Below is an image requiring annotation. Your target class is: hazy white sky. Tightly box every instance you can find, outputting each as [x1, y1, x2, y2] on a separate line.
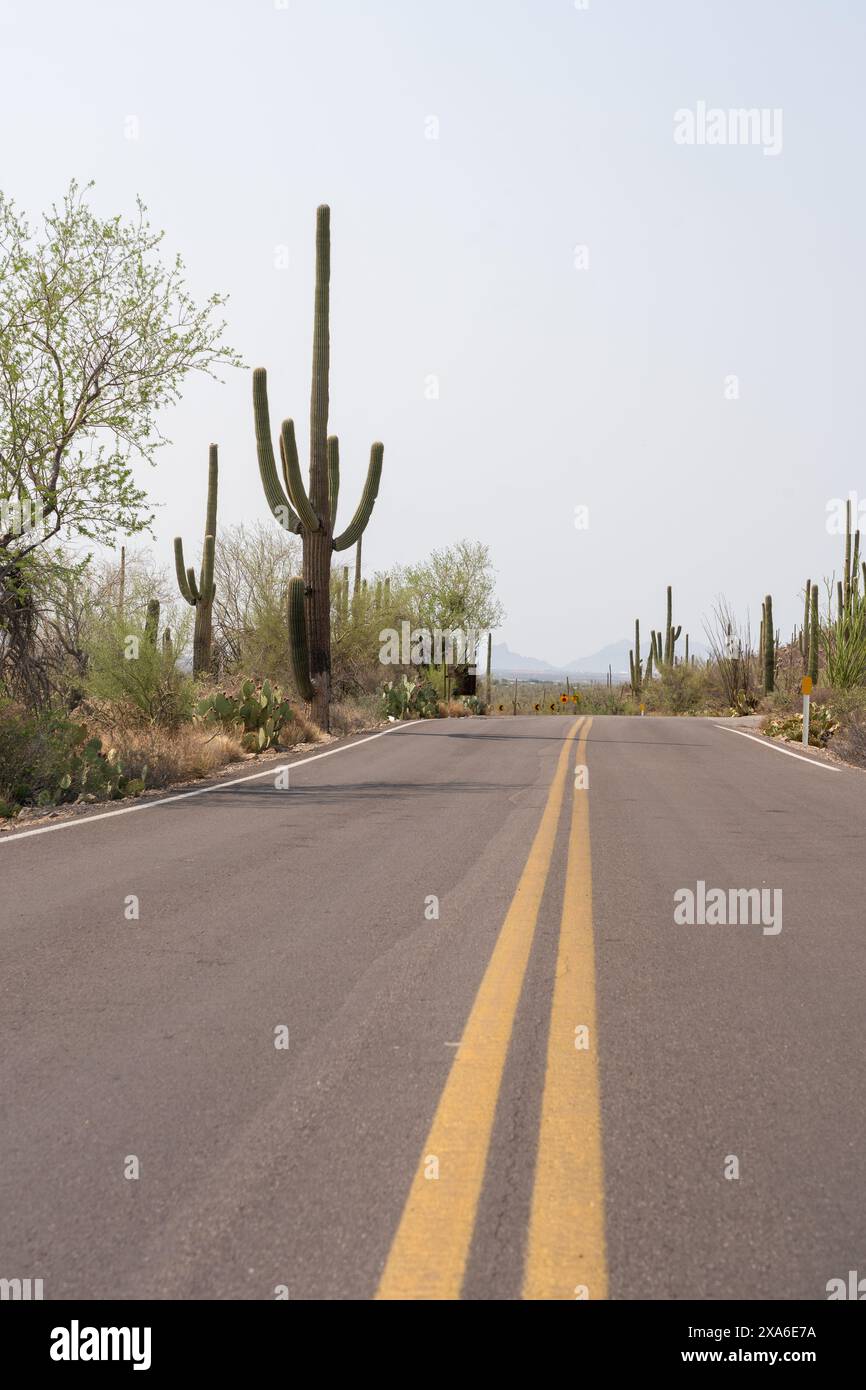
[2, 0, 864, 662]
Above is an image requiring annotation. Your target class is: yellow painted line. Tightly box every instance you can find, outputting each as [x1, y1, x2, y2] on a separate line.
[523, 716, 607, 1299]
[376, 718, 584, 1300]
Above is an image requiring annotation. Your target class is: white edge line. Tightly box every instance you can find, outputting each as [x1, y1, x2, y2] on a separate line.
[0, 722, 418, 845]
[714, 724, 841, 771]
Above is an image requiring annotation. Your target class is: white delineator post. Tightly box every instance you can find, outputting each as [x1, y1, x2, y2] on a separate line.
[801, 675, 812, 747]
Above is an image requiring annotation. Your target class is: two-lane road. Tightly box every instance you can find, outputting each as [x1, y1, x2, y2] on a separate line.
[1, 716, 862, 1299]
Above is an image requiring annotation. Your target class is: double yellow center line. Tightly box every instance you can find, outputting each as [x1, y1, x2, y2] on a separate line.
[376, 717, 606, 1300]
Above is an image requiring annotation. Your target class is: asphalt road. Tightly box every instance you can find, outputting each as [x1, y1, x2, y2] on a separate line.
[1, 715, 863, 1300]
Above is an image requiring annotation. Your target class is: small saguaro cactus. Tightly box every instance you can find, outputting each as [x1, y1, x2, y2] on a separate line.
[628, 618, 644, 697]
[336, 565, 350, 625]
[762, 594, 775, 693]
[799, 580, 812, 671]
[174, 444, 219, 678]
[486, 630, 492, 706]
[144, 599, 160, 648]
[808, 582, 819, 683]
[649, 586, 681, 668]
[253, 205, 383, 731]
[663, 585, 682, 665]
[842, 498, 861, 621]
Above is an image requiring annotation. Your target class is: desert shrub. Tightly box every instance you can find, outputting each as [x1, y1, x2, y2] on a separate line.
[440, 699, 472, 717]
[830, 709, 866, 765]
[85, 608, 194, 727]
[822, 594, 866, 689]
[762, 703, 838, 748]
[330, 695, 383, 737]
[806, 689, 866, 765]
[655, 663, 706, 714]
[81, 721, 244, 788]
[0, 700, 143, 813]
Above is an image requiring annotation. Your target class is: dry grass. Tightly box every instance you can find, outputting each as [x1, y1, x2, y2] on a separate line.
[439, 699, 472, 717]
[329, 695, 383, 737]
[287, 710, 329, 744]
[79, 715, 245, 788]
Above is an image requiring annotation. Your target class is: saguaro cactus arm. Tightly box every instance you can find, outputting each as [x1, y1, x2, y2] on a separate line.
[279, 420, 320, 532]
[253, 368, 302, 534]
[174, 445, 219, 678]
[288, 576, 315, 702]
[174, 538, 196, 606]
[808, 584, 819, 682]
[333, 442, 384, 551]
[201, 534, 216, 604]
[328, 436, 340, 527]
[800, 580, 811, 660]
[844, 500, 853, 614]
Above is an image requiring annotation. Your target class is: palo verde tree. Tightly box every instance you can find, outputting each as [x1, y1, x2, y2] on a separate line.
[0, 180, 239, 703]
[402, 539, 505, 690]
[252, 205, 383, 730]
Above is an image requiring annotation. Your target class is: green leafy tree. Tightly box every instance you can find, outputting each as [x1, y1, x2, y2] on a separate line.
[402, 539, 504, 687]
[403, 540, 505, 637]
[0, 179, 240, 701]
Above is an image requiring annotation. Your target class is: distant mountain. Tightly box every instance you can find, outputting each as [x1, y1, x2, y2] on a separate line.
[491, 642, 559, 673]
[492, 636, 707, 679]
[564, 640, 632, 675]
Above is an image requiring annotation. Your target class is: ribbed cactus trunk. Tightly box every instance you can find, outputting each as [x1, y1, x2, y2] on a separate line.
[195, 447, 218, 676]
[808, 584, 819, 684]
[305, 207, 333, 731]
[144, 599, 160, 648]
[763, 594, 775, 693]
[663, 584, 681, 665]
[174, 444, 218, 679]
[629, 618, 642, 697]
[844, 501, 852, 617]
[485, 630, 492, 707]
[801, 580, 811, 673]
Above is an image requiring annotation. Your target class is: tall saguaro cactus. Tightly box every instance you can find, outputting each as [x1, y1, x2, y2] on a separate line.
[808, 582, 819, 684]
[649, 585, 681, 669]
[629, 618, 644, 697]
[799, 579, 812, 674]
[144, 598, 160, 648]
[174, 444, 219, 677]
[762, 594, 775, 693]
[253, 205, 383, 730]
[663, 585, 681, 664]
